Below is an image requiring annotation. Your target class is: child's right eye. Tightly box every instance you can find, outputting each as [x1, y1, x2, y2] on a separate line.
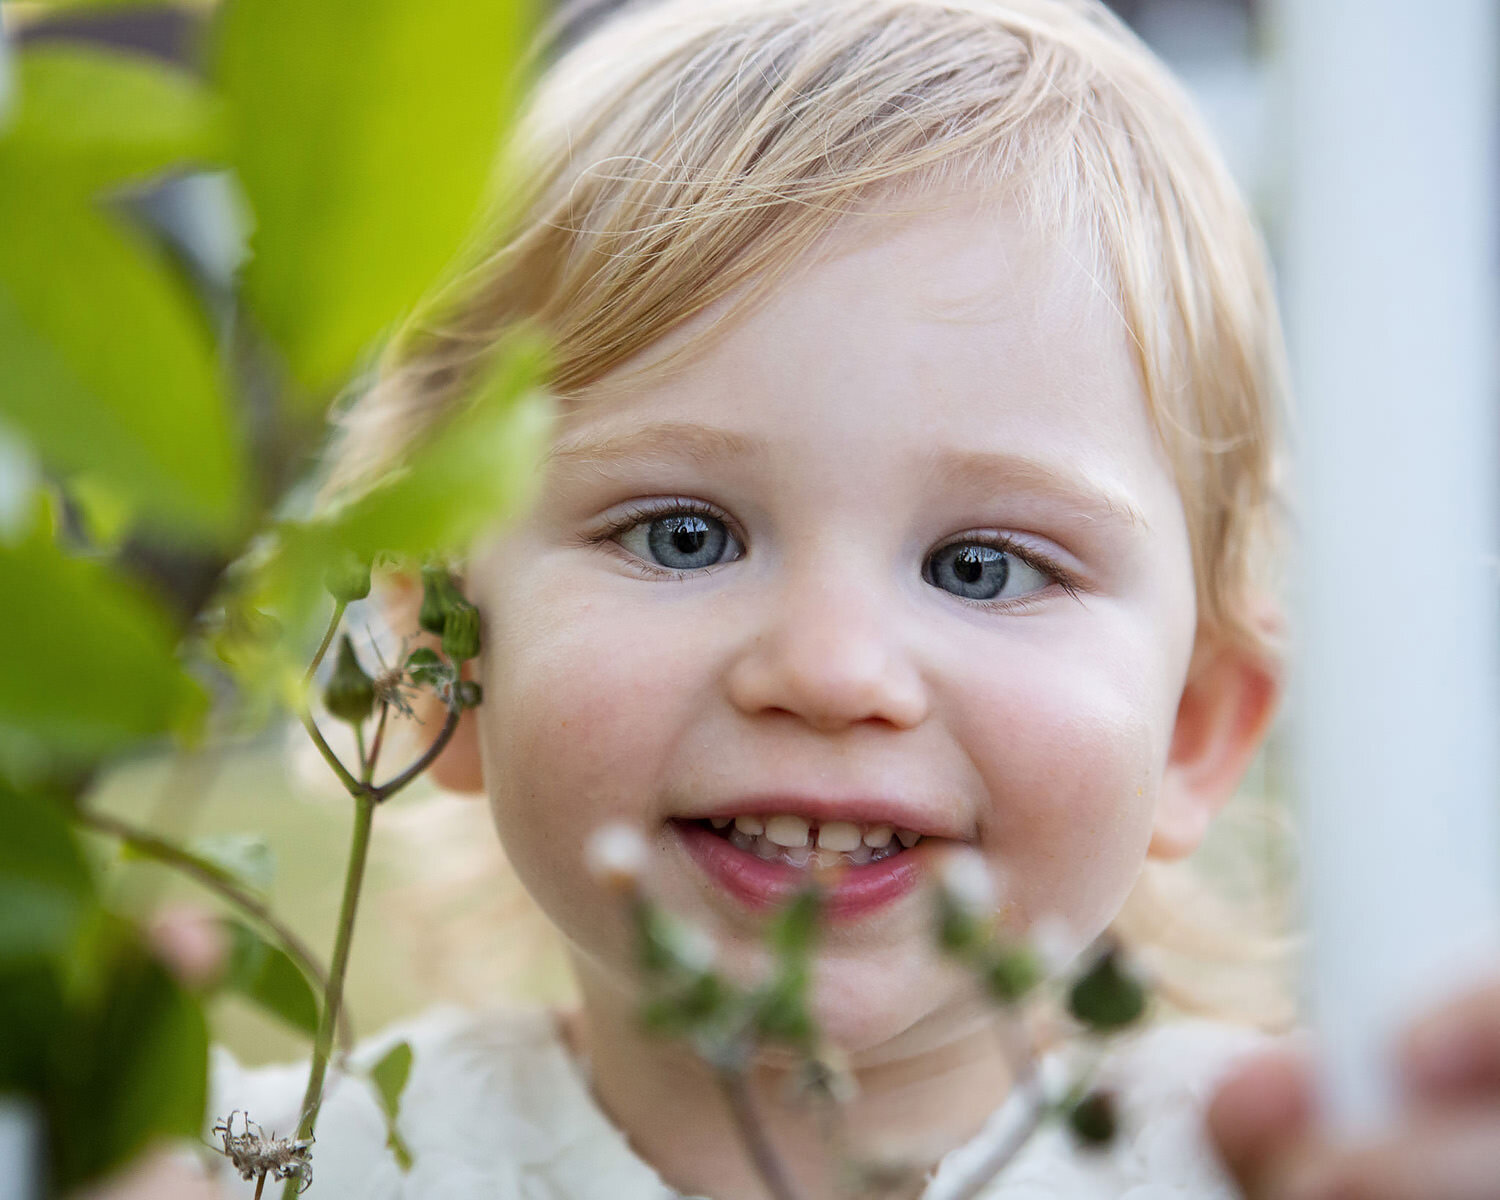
[600, 500, 744, 575]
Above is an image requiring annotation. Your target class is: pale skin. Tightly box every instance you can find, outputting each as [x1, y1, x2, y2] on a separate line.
[442, 197, 1281, 1198]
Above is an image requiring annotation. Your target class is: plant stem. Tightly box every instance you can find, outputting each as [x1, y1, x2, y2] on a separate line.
[363, 704, 390, 786]
[300, 709, 366, 798]
[931, 1017, 1044, 1200]
[75, 807, 353, 1053]
[284, 788, 377, 1198]
[304, 600, 348, 687]
[254, 1174, 266, 1200]
[715, 1066, 807, 1200]
[372, 707, 460, 802]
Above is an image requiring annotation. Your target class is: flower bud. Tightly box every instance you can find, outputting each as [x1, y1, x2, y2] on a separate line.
[453, 679, 483, 710]
[981, 944, 1042, 1004]
[418, 565, 461, 636]
[323, 550, 371, 603]
[442, 601, 482, 662]
[324, 634, 375, 725]
[1067, 1089, 1118, 1148]
[1067, 942, 1146, 1032]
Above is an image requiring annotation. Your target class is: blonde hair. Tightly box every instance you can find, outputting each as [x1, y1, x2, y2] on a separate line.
[344, 0, 1289, 662]
[340, 0, 1296, 1029]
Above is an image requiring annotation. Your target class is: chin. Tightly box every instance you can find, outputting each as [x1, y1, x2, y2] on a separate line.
[804, 949, 975, 1058]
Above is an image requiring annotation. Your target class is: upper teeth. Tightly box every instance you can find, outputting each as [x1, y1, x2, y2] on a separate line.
[709, 813, 923, 861]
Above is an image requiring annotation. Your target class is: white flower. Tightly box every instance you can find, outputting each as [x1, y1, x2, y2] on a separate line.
[937, 846, 998, 916]
[584, 823, 650, 892]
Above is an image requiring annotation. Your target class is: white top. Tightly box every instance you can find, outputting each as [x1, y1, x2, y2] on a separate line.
[204, 1008, 1264, 1199]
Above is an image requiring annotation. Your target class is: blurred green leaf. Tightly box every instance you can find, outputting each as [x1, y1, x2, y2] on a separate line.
[255, 339, 550, 642]
[64, 943, 209, 1187]
[0, 786, 99, 964]
[0, 517, 207, 756]
[369, 1039, 414, 1171]
[369, 1039, 411, 1119]
[189, 832, 276, 894]
[0, 922, 210, 1192]
[220, 918, 319, 1038]
[0, 45, 224, 189]
[0, 180, 247, 542]
[215, 0, 534, 394]
[767, 888, 822, 959]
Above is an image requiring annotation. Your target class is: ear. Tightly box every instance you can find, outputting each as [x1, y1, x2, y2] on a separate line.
[381, 573, 486, 795]
[1150, 629, 1283, 860]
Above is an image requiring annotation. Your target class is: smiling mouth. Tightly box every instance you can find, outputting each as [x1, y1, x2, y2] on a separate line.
[675, 814, 926, 869]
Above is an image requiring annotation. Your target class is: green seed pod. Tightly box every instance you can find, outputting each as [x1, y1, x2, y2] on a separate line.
[442, 600, 482, 662]
[981, 945, 1042, 1004]
[1067, 944, 1146, 1032]
[418, 566, 460, 636]
[1067, 1089, 1118, 1148]
[323, 549, 371, 603]
[324, 635, 374, 725]
[454, 680, 483, 710]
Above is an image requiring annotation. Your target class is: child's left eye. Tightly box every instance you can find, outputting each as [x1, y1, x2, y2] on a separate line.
[922, 542, 1054, 603]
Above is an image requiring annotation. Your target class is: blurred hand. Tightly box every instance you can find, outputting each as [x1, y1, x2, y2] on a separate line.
[1208, 977, 1500, 1199]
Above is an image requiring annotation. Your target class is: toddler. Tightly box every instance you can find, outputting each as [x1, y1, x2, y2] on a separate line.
[204, 1, 1488, 1197]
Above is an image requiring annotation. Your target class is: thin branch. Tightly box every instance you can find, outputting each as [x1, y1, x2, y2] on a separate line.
[715, 1067, 808, 1200]
[303, 600, 347, 687]
[929, 1015, 1045, 1200]
[372, 707, 460, 802]
[362, 704, 390, 787]
[299, 708, 366, 798]
[76, 807, 354, 1054]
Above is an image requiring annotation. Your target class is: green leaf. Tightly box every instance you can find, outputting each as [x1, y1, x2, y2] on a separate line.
[215, 0, 534, 393]
[62, 943, 210, 1188]
[0, 180, 247, 542]
[325, 339, 550, 562]
[255, 339, 549, 638]
[369, 1040, 415, 1172]
[189, 832, 276, 894]
[0, 786, 99, 964]
[0, 519, 206, 756]
[369, 1039, 412, 1120]
[0, 45, 224, 189]
[220, 919, 319, 1038]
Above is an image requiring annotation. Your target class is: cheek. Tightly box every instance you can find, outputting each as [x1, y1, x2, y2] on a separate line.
[954, 636, 1172, 938]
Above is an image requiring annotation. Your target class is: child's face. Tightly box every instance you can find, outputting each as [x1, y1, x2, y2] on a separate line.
[468, 199, 1202, 1049]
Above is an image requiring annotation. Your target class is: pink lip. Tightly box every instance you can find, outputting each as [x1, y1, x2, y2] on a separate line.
[672, 820, 926, 920]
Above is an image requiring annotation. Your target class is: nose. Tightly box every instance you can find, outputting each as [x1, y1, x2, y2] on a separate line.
[723, 553, 930, 735]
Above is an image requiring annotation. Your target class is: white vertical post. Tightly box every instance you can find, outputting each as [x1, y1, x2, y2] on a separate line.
[1279, 1, 1500, 1129]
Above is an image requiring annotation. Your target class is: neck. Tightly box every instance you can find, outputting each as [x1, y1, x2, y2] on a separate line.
[564, 958, 1017, 1200]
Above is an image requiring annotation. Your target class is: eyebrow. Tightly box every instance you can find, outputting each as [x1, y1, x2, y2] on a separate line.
[545, 421, 1146, 529]
[545, 422, 766, 473]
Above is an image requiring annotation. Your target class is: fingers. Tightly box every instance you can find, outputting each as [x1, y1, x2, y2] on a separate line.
[1272, 1106, 1500, 1200]
[1399, 977, 1500, 1103]
[1206, 1048, 1317, 1191]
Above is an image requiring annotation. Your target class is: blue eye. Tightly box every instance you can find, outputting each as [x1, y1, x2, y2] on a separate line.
[925, 542, 1051, 601]
[618, 510, 737, 571]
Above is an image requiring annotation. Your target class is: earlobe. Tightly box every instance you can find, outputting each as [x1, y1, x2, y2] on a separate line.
[1151, 632, 1282, 860]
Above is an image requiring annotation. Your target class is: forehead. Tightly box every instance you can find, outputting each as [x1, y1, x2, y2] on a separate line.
[552, 199, 1174, 517]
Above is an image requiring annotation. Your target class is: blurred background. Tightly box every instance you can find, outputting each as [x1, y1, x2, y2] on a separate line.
[2, 0, 1492, 1089]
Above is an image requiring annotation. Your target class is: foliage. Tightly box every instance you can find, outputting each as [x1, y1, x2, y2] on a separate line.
[0, 0, 540, 1193]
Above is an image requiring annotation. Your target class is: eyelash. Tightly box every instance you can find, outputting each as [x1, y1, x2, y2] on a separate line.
[582, 498, 1085, 608]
